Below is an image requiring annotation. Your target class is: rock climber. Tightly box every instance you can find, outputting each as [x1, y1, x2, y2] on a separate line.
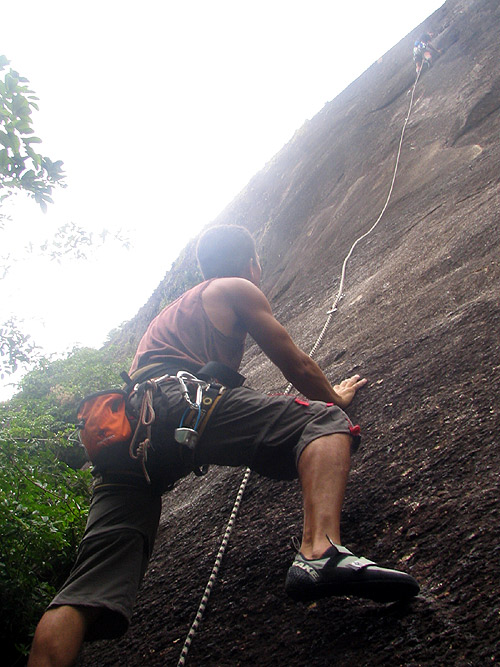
[413, 32, 441, 74]
[28, 225, 419, 666]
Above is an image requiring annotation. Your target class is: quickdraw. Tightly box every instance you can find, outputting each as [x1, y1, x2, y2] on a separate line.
[128, 371, 225, 482]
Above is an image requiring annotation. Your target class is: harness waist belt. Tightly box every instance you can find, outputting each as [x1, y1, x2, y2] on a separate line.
[129, 360, 245, 388]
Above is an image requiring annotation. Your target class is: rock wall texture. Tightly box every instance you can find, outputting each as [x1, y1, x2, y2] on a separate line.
[83, 0, 500, 664]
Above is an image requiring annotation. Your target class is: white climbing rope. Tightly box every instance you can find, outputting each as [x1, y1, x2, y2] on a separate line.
[284, 66, 422, 389]
[177, 468, 251, 667]
[178, 66, 422, 665]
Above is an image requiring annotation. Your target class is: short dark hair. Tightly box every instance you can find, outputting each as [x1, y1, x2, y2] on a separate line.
[196, 225, 257, 279]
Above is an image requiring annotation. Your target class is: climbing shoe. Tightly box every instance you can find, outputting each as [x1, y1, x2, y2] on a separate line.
[285, 544, 419, 603]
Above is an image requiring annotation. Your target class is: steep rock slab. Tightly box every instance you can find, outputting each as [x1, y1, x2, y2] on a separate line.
[81, 0, 500, 664]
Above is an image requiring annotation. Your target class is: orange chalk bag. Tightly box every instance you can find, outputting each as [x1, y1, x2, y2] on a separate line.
[77, 390, 134, 463]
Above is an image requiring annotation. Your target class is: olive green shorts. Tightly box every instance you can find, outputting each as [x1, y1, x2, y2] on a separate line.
[48, 384, 361, 640]
[48, 479, 161, 640]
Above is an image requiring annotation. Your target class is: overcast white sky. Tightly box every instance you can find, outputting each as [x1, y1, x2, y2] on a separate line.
[0, 0, 444, 397]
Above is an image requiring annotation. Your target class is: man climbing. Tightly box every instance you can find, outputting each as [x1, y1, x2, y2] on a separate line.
[413, 32, 441, 74]
[29, 225, 419, 666]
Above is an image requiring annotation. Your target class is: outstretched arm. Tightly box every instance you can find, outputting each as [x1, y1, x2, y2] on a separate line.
[226, 279, 366, 406]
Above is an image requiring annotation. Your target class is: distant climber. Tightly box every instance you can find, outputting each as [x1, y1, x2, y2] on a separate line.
[413, 32, 441, 74]
[28, 225, 420, 666]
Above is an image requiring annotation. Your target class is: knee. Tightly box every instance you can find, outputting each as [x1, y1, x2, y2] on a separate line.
[298, 432, 352, 468]
[29, 615, 62, 666]
[28, 606, 89, 667]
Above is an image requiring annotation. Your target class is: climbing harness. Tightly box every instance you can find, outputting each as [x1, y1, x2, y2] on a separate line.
[178, 65, 423, 665]
[129, 370, 225, 480]
[78, 370, 226, 483]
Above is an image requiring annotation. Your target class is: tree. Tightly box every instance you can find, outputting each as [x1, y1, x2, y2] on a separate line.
[0, 55, 65, 213]
[0, 54, 66, 381]
[0, 318, 39, 380]
[0, 55, 129, 381]
[0, 55, 134, 661]
[0, 346, 129, 662]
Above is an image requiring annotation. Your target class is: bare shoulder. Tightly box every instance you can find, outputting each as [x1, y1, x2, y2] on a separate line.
[204, 277, 266, 304]
[201, 277, 266, 338]
[202, 277, 272, 337]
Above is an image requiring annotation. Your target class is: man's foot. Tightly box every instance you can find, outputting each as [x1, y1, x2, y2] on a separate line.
[285, 544, 419, 603]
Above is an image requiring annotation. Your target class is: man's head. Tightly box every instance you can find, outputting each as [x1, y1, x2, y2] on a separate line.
[196, 225, 260, 283]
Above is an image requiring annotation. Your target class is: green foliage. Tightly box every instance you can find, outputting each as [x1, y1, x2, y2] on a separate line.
[0, 55, 136, 659]
[0, 55, 65, 212]
[0, 428, 91, 657]
[0, 56, 130, 381]
[19, 345, 130, 400]
[17, 222, 131, 269]
[0, 345, 130, 660]
[0, 317, 40, 379]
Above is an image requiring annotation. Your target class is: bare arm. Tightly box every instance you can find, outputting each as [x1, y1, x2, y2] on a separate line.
[225, 279, 366, 407]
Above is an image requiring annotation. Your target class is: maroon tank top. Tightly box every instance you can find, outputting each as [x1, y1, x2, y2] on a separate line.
[129, 280, 245, 374]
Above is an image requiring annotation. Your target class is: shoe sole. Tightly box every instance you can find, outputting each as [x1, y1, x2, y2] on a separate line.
[286, 567, 420, 603]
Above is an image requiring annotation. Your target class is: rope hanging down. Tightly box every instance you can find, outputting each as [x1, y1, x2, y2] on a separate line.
[178, 67, 422, 666]
[299, 65, 422, 366]
[177, 468, 251, 666]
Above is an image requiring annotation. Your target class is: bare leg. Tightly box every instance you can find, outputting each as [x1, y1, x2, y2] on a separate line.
[287, 433, 420, 603]
[297, 433, 352, 559]
[28, 605, 99, 667]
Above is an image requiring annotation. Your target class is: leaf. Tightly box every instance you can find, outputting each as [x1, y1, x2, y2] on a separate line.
[0, 56, 64, 211]
[5, 72, 18, 93]
[13, 119, 32, 133]
[20, 169, 35, 182]
[25, 145, 42, 167]
[11, 95, 30, 118]
[8, 131, 20, 154]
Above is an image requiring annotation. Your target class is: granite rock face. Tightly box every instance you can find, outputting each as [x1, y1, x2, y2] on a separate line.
[83, 0, 500, 664]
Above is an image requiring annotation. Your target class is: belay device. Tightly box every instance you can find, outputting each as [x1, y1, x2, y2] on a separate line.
[174, 371, 225, 476]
